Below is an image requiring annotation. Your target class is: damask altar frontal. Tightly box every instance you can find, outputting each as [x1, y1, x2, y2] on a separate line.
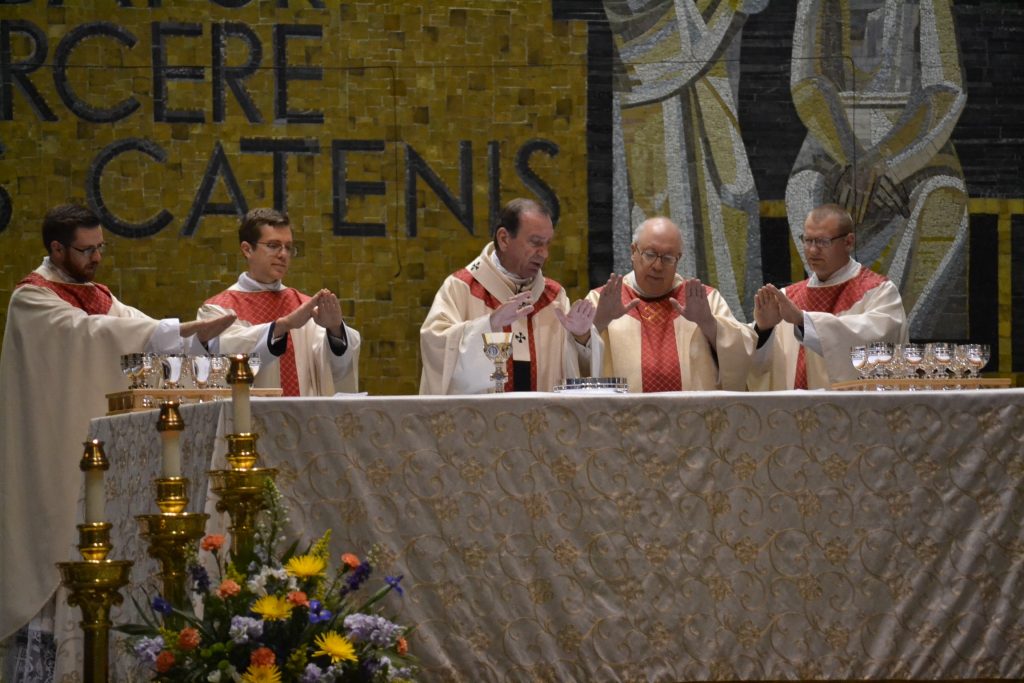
[73, 391, 1024, 682]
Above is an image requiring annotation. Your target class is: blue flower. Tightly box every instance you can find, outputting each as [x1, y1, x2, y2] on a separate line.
[151, 596, 172, 615]
[385, 574, 404, 597]
[299, 663, 324, 683]
[307, 599, 332, 624]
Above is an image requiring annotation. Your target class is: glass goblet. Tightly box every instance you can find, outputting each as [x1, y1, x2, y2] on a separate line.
[192, 354, 212, 389]
[248, 352, 262, 377]
[850, 345, 868, 379]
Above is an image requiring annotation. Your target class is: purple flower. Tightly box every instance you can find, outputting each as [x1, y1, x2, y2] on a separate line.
[228, 615, 263, 644]
[151, 596, 172, 615]
[308, 599, 333, 624]
[342, 561, 372, 595]
[343, 613, 402, 647]
[299, 663, 324, 682]
[189, 564, 210, 594]
[133, 636, 164, 665]
[385, 574, 404, 596]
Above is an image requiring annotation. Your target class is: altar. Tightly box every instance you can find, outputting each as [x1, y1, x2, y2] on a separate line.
[56, 390, 1024, 681]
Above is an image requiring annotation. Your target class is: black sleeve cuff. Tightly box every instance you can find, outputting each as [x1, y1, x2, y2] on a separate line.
[754, 324, 774, 350]
[327, 324, 349, 356]
[267, 322, 287, 356]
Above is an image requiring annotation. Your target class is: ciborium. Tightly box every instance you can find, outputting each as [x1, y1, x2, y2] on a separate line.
[482, 331, 514, 393]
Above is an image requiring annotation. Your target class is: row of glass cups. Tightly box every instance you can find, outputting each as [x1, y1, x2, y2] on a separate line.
[850, 342, 991, 381]
[120, 352, 262, 390]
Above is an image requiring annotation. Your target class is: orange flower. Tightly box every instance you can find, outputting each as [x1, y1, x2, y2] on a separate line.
[397, 636, 408, 656]
[250, 647, 276, 667]
[177, 627, 200, 651]
[341, 553, 360, 570]
[201, 534, 225, 552]
[155, 650, 175, 673]
[216, 579, 241, 598]
[287, 591, 309, 607]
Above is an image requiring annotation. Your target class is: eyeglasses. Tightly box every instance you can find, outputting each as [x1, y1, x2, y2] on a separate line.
[637, 249, 680, 267]
[798, 234, 850, 250]
[256, 241, 299, 257]
[69, 243, 106, 258]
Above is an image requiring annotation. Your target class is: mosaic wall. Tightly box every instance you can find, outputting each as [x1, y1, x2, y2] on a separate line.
[0, 1, 591, 395]
[1, 0, 1022, 392]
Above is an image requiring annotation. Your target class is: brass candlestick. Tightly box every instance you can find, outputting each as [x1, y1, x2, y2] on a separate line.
[58, 442, 132, 683]
[209, 355, 277, 563]
[137, 402, 208, 619]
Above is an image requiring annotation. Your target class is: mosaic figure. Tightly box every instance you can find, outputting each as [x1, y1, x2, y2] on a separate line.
[787, 0, 968, 338]
[603, 0, 769, 321]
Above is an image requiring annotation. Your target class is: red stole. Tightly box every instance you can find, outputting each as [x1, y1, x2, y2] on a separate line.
[204, 288, 310, 396]
[619, 282, 710, 393]
[17, 272, 113, 315]
[786, 266, 887, 389]
[454, 269, 561, 391]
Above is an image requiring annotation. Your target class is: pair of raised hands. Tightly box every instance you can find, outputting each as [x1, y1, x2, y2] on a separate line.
[488, 290, 596, 339]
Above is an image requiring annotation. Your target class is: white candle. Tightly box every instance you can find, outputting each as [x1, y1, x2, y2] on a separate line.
[84, 469, 104, 524]
[232, 382, 251, 433]
[160, 431, 181, 478]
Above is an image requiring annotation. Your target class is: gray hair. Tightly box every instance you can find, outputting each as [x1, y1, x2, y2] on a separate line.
[631, 216, 682, 245]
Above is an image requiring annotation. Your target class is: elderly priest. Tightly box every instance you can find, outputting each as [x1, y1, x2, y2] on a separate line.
[420, 198, 600, 394]
[0, 202, 235, 678]
[748, 204, 908, 390]
[585, 216, 755, 392]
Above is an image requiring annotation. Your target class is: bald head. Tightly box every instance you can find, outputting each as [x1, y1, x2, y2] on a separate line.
[632, 217, 682, 247]
[630, 217, 683, 297]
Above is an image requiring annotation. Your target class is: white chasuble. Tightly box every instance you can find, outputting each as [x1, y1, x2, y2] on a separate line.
[420, 243, 598, 395]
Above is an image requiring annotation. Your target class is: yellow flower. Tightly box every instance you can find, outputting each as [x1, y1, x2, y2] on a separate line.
[286, 554, 327, 579]
[241, 664, 282, 683]
[313, 631, 358, 664]
[251, 595, 293, 621]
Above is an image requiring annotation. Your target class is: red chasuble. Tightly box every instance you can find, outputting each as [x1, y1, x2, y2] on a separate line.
[18, 272, 113, 315]
[204, 288, 310, 396]
[453, 268, 561, 391]
[786, 266, 888, 389]
[621, 282, 713, 393]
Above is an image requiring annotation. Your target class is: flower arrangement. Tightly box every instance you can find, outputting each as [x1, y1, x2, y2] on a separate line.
[119, 483, 417, 682]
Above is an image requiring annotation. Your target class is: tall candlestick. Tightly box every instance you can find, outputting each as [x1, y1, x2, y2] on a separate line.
[80, 440, 109, 524]
[232, 383, 251, 434]
[160, 433, 181, 479]
[156, 401, 185, 479]
[226, 354, 254, 434]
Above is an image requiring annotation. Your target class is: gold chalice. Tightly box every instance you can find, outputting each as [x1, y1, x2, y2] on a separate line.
[482, 332, 513, 393]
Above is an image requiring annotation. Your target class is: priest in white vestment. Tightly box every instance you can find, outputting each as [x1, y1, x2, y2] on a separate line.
[420, 198, 599, 394]
[198, 208, 360, 397]
[748, 204, 908, 390]
[0, 203, 235, 672]
[586, 217, 755, 392]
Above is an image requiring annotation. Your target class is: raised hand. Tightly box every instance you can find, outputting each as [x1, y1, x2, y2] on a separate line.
[762, 283, 803, 326]
[180, 313, 237, 343]
[593, 273, 641, 333]
[276, 292, 320, 335]
[753, 285, 783, 330]
[312, 289, 344, 336]
[490, 291, 534, 331]
[554, 298, 597, 339]
[671, 278, 717, 347]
